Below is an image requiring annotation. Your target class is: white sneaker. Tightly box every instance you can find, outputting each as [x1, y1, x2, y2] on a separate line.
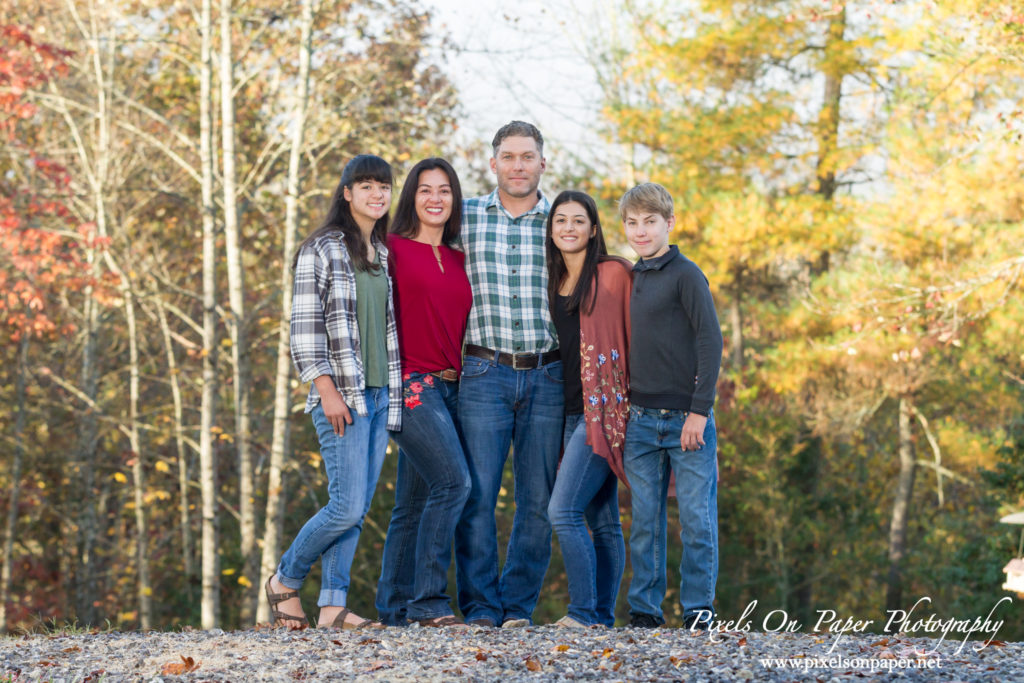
[554, 615, 588, 628]
[501, 618, 530, 629]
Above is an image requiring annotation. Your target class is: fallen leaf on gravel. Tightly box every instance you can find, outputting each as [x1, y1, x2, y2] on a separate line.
[357, 637, 381, 645]
[525, 656, 542, 671]
[613, 660, 623, 671]
[554, 644, 570, 652]
[62, 646, 81, 653]
[738, 637, 747, 646]
[989, 640, 1006, 647]
[161, 655, 201, 675]
[476, 652, 488, 661]
[365, 660, 391, 672]
[872, 638, 890, 647]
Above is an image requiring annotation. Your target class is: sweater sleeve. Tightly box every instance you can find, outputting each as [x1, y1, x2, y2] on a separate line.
[677, 263, 723, 416]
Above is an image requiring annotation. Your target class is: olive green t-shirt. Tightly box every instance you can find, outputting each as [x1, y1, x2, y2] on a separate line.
[354, 252, 389, 388]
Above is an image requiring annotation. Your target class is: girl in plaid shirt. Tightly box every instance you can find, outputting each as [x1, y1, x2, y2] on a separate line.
[265, 154, 402, 630]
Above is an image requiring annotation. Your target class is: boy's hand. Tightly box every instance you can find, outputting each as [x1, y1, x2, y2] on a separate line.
[680, 413, 708, 451]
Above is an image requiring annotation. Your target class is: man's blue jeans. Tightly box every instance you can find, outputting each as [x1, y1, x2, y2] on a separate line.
[455, 355, 564, 624]
[376, 373, 471, 624]
[548, 413, 624, 626]
[277, 388, 390, 607]
[623, 406, 717, 623]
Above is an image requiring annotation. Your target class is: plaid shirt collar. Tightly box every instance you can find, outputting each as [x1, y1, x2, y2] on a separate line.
[483, 188, 551, 218]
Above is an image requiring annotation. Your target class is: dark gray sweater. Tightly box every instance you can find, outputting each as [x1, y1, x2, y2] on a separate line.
[629, 245, 723, 416]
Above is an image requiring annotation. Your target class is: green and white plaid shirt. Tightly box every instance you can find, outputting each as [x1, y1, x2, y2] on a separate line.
[460, 189, 557, 354]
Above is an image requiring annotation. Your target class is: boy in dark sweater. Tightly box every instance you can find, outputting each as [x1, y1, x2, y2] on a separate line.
[620, 183, 723, 630]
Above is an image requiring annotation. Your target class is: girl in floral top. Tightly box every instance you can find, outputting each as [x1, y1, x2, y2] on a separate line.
[545, 190, 632, 627]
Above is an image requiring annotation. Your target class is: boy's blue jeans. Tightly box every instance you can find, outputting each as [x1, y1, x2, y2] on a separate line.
[548, 413, 624, 626]
[623, 406, 717, 623]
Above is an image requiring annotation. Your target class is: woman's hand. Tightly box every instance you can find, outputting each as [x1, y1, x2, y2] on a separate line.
[313, 375, 353, 436]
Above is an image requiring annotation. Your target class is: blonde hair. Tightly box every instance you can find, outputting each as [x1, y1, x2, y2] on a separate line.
[619, 182, 674, 221]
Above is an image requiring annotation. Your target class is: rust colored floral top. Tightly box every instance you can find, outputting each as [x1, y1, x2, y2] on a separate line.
[580, 258, 633, 485]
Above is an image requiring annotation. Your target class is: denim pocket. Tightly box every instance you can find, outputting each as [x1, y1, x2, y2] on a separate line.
[460, 356, 491, 379]
[541, 361, 563, 384]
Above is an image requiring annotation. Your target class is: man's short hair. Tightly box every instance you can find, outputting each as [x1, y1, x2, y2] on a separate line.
[619, 182, 674, 221]
[491, 120, 544, 156]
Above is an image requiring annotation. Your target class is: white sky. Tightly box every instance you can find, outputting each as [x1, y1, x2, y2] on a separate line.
[423, 0, 613, 182]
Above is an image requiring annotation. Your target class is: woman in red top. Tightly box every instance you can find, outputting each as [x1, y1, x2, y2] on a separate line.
[375, 158, 473, 627]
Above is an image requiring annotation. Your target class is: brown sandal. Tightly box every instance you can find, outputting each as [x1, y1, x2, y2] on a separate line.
[325, 607, 385, 630]
[264, 575, 308, 629]
[415, 615, 468, 629]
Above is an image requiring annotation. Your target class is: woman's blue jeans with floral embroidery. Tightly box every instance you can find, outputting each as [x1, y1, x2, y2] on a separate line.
[376, 373, 470, 624]
[547, 413, 625, 626]
[276, 387, 390, 608]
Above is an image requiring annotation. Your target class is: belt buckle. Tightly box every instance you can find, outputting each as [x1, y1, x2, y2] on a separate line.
[441, 368, 458, 382]
[511, 352, 531, 371]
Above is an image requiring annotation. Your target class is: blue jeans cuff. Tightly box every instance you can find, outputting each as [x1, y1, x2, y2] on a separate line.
[275, 567, 303, 591]
[318, 588, 348, 608]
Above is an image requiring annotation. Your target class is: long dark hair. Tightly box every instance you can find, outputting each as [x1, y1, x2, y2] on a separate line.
[390, 158, 463, 246]
[546, 190, 609, 316]
[294, 154, 393, 271]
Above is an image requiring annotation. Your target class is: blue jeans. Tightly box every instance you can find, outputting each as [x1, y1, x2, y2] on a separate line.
[548, 413, 625, 626]
[376, 374, 471, 624]
[277, 388, 390, 607]
[454, 355, 564, 624]
[623, 406, 717, 622]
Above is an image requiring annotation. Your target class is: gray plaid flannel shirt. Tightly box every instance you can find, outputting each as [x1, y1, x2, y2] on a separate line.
[460, 189, 557, 354]
[290, 232, 402, 431]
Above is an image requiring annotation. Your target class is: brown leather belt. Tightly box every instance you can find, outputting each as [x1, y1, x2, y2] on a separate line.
[427, 368, 460, 382]
[464, 343, 560, 371]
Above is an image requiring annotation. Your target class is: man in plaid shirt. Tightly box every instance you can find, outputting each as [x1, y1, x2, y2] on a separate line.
[455, 121, 565, 628]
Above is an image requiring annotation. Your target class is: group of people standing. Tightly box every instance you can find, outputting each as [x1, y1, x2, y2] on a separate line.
[263, 121, 724, 632]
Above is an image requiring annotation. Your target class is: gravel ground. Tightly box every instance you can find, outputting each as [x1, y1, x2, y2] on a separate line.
[1, 625, 1020, 682]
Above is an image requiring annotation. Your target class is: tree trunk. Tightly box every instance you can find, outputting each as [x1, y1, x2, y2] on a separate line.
[728, 291, 742, 371]
[122, 287, 153, 629]
[0, 335, 29, 634]
[787, 6, 849, 623]
[69, 1, 117, 623]
[257, 0, 314, 624]
[200, 0, 221, 629]
[218, 0, 258, 624]
[816, 6, 846, 201]
[156, 301, 194, 582]
[885, 396, 916, 617]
